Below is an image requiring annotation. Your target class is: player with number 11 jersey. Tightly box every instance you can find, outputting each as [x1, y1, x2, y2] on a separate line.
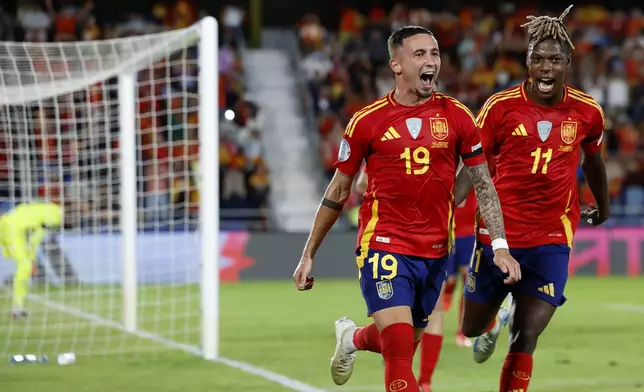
[475, 84, 604, 249]
[460, 7, 610, 392]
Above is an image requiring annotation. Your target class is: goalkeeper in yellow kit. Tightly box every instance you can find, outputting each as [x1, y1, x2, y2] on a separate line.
[0, 202, 62, 318]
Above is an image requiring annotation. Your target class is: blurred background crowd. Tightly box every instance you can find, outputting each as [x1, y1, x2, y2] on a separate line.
[298, 3, 644, 226]
[0, 0, 269, 231]
[0, 0, 642, 231]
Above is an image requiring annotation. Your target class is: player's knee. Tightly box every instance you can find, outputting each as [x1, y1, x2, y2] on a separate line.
[508, 327, 541, 354]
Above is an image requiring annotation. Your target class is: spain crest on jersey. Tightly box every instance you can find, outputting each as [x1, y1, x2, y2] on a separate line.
[376, 280, 394, 300]
[430, 117, 449, 140]
[560, 120, 578, 145]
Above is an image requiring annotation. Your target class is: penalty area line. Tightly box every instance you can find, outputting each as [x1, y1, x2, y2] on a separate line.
[21, 292, 325, 392]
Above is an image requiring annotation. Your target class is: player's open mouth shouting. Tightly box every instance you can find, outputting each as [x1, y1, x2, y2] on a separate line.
[535, 77, 555, 94]
[419, 69, 435, 90]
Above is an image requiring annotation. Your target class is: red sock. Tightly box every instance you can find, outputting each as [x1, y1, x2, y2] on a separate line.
[353, 323, 382, 353]
[418, 333, 443, 386]
[499, 352, 533, 392]
[381, 323, 420, 392]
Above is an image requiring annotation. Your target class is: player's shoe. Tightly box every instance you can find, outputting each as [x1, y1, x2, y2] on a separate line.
[455, 331, 472, 348]
[330, 317, 358, 385]
[473, 306, 510, 364]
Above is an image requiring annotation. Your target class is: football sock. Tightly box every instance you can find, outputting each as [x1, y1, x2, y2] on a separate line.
[352, 323, 381, 353]
[418, 333, 443, 386]
[499, 352, 533, 392]
[382, 323, 420, 392]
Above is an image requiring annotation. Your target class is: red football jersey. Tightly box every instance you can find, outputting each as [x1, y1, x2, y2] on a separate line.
[335, 91, 486, 258]
[476, 83, 605, 248]
[455, 190, 477, 238]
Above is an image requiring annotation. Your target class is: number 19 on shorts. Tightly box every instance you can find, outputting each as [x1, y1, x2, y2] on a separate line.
[367, 252, 398, 280]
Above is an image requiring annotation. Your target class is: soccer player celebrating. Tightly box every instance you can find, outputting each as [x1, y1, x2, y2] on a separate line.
[0, 201, 63, 318]
[457, 6, 610, 392]
[292, 25, 521, 392]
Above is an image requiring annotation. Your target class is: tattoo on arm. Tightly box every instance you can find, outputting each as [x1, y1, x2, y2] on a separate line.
[322, 198, 343, 211]
[467, 163, 506, 241]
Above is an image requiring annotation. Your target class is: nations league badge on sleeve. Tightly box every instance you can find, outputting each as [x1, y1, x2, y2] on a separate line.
[338, 139, 351, 162]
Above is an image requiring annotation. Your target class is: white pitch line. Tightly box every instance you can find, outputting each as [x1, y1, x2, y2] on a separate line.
[330, 378, 644, 391]
[604, 302, 644, 313]
[20, 293, 325, 392]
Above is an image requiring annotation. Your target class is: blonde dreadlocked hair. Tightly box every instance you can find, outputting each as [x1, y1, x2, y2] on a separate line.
[521, 5, 575, 51]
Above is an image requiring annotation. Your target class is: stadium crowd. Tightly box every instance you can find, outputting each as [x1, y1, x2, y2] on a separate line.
[0, 0, 269, 231]
[298, 3, 644, 226]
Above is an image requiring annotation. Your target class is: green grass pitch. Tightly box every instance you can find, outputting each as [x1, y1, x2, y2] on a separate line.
[1, 277, 643, 392]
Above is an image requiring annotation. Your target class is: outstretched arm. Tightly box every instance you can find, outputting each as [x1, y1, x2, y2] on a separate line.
[302, 170, 354, 259]
[467, 162, 505, 242]
[581, 151, 609, 224]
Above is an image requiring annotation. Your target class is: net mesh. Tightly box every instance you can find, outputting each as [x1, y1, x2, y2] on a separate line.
[0, 22, 207, 358]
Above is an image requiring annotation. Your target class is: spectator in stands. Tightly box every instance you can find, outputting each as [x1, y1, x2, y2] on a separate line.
[17, 0, 49, 42]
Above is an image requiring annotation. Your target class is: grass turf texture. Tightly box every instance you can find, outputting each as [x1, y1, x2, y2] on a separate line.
[1, 277, 643, 392]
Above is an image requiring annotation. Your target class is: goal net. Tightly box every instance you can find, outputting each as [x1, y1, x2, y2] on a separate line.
[0, 17, 219, 359]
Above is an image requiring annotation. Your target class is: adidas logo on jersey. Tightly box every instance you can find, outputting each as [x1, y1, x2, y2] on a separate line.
[512, 124, 528, 136]
[381, 127, 401, 141]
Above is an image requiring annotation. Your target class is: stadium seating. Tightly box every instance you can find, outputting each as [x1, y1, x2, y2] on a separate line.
[4, 0, 270, 231]
[298, 4, 644, 226]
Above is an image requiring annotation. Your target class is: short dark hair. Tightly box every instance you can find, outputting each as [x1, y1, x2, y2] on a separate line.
[387, 25, 434, 57]
[522, 5, 575, 55]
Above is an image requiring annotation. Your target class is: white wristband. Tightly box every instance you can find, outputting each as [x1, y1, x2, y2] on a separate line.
[492, 238, 509, 251]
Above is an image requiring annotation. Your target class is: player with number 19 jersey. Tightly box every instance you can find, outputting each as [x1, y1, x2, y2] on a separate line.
[475, 83, 604, 249]
[336, 91, 486, 260]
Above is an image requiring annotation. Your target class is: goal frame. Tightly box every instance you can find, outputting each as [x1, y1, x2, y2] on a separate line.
[117, 16, 220, 360]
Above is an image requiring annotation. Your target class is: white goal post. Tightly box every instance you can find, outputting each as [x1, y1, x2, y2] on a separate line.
[0, 17, 219, 359]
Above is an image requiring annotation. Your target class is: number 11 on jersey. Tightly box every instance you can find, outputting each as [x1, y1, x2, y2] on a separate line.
[530, 147, 553, 174]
